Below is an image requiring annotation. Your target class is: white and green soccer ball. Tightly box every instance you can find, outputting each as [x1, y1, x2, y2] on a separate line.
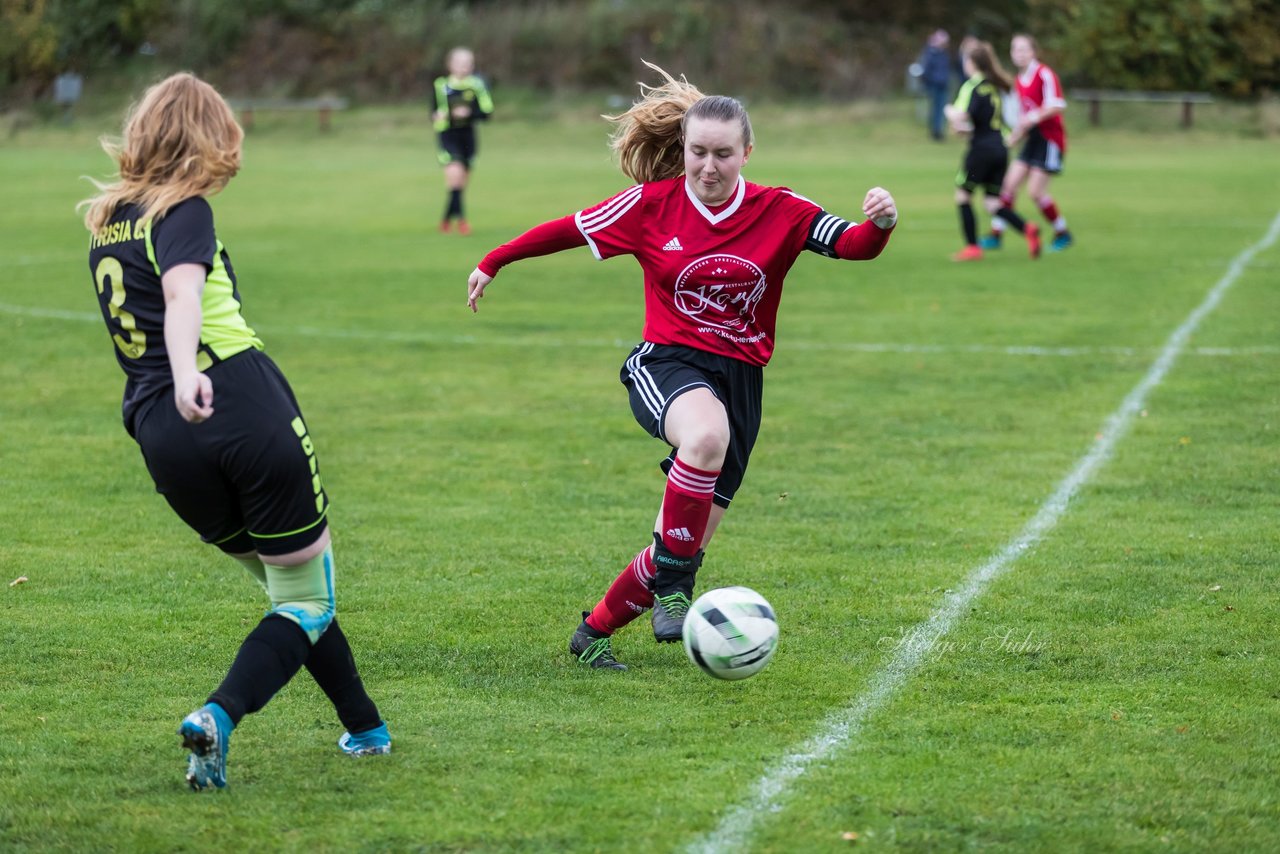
[682, 586, 778, 680]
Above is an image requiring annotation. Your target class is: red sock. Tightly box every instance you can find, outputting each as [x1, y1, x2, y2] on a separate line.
[1036, 196, 1060, 225]
[660, 457, 719, 558]
[586, 546, 655, 633]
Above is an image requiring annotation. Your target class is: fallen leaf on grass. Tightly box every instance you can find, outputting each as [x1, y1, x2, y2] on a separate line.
[1208, 584, 1222, 591]
[9, 576, 28, 587]
[841, 831, 859, 842]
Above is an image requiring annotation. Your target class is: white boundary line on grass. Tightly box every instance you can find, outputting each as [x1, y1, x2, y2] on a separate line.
[0, 301, 1276, 359]
[685, 213, 1280, 854]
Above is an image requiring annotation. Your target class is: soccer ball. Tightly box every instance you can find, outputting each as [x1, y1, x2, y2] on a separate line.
[682, 586, 779, 680]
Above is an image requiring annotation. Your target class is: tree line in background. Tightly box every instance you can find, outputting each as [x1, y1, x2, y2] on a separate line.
[3, 0, 1277, 106]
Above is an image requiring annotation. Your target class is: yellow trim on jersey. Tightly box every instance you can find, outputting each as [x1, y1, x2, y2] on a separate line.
[143, 218, 264, 364]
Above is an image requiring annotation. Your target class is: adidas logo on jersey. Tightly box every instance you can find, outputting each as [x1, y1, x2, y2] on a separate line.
[665, 526, 695, 542]
[662, 236, 684, 251]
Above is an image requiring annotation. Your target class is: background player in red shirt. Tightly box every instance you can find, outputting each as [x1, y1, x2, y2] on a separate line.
[82, 73, 390, 789]
[981, 33, 1075, 252]
[465, 64, 897, 670]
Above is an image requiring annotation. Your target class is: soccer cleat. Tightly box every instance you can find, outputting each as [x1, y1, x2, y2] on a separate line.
[456, 220, 471, 236]
[951, 245, 983, 262]
[1026, 223, 1042, 260]
[179, 703, 232, 791]
[569, 614, 627, 670]
[978, 233, 1002, 250]
[438, 220, 451, 234]
[1049, 231, 1074, 252]
[651, 590, 693, 643]
[338, 722, 392, 756]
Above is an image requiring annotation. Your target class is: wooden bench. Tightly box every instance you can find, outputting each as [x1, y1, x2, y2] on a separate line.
[1071, 89, 1213, 128]
[227, 97, 350, 132]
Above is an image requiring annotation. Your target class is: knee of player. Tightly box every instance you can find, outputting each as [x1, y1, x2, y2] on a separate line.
[677, 427, 729, 469]
[269, 599, 334, 645]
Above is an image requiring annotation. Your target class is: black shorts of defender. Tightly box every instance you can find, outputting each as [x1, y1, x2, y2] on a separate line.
[620, 342, 763, 509]
[437, 127, 477, 169]
[1016, 127, 1064, 174]
[956, 143, 1008, 195]
[133, 349, 328, 557]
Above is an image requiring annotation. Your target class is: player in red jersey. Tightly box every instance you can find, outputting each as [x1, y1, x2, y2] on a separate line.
[981, 34, 1075, 252]
[466, 64, 897, 669]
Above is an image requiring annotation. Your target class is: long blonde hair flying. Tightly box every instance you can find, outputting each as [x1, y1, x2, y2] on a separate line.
[606, 62, 755, 184]
[81, 72, 243, 234]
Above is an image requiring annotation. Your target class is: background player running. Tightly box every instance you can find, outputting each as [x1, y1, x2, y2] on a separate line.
[433, 46, 494, 235]
[981, 33, 1075, 253]
[946, 40, 1040, 261]
[81, 72, 390, 790]
[465, 64, 896, 670]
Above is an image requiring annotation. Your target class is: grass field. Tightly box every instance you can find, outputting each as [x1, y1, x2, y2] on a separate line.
[2, 97, 1279, 852]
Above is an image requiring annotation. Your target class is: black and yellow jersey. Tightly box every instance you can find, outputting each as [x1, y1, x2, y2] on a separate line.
[87, 196, 263, 433]
[432, 74, 493, 132]
[953, 74, 1007, 149]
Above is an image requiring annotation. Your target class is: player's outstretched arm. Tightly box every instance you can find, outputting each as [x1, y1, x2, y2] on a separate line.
[467, 267, 494, 313]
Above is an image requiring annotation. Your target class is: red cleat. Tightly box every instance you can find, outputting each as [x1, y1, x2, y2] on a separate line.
[438, 220, 451, 234]
[951, 244, 983, 262]
[456, 220, 471, 236]
[1026, 223, 1041, 260]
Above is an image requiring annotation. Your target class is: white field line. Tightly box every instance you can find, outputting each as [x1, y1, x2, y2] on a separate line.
[685, 212, 1280, 854]
[0, 301, 1276, 358]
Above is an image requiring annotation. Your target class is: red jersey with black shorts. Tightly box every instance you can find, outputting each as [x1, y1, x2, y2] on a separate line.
[476, 175, 894, 506]
[1017, 60, 1067, 152]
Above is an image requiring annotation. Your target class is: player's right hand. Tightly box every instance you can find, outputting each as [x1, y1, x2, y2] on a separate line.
[467, 267, 494, 313]
[174, 372, 214, 423]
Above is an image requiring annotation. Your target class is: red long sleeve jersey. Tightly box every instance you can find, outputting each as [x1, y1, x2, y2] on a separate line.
[479, 175, 893, 366]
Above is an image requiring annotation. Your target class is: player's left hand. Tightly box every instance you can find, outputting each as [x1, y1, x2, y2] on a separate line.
[863, 187, 897, 229]
[467, 267, 494, 313]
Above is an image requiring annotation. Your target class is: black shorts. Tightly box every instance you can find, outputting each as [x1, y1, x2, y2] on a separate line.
[956, 143, 1008, 195]
[1017, 128, 1064, 174]
[437, 128, 477, 168]
[132, 349, 329, 557]
[620, 342, 763, 508]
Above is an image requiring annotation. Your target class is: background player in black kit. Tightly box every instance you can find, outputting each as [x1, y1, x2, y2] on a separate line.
[946, 40, 1039, 261]
[81, 72, 390, 790]
[433, 47, 494, 235]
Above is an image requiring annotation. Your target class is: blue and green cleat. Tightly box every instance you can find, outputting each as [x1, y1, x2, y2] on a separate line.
[1049, 231, 1074, 252]
[978, 233, 1002, 250]
[179, 703, 232, 791]
[339, 722, 392, 756]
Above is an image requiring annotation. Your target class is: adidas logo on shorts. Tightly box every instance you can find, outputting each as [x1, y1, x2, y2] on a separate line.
[662, 236, 683, 251]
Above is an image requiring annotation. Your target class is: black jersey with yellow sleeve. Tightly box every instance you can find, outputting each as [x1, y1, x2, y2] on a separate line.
[953, 74, 1006, 149]
[432, 74, 493, 132]
[87, 196, 263, 434]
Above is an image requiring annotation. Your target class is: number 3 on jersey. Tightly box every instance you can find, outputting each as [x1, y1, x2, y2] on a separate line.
[94, 256, 147, 359]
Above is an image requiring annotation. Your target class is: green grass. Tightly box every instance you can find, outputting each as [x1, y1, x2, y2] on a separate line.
[2, 102, 1279, 852]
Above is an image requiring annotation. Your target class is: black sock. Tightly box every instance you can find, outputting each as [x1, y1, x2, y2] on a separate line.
[304, 617, 382, 734]
[958, 203, 977, 245]
[207, 615, 310, 726]
[445, 189, 463, 220]
[996, 206, 1027, 233]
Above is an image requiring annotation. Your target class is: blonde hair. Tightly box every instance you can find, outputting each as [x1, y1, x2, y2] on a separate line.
[81, 72, 243, 234]
[606, 61, 753, 184]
